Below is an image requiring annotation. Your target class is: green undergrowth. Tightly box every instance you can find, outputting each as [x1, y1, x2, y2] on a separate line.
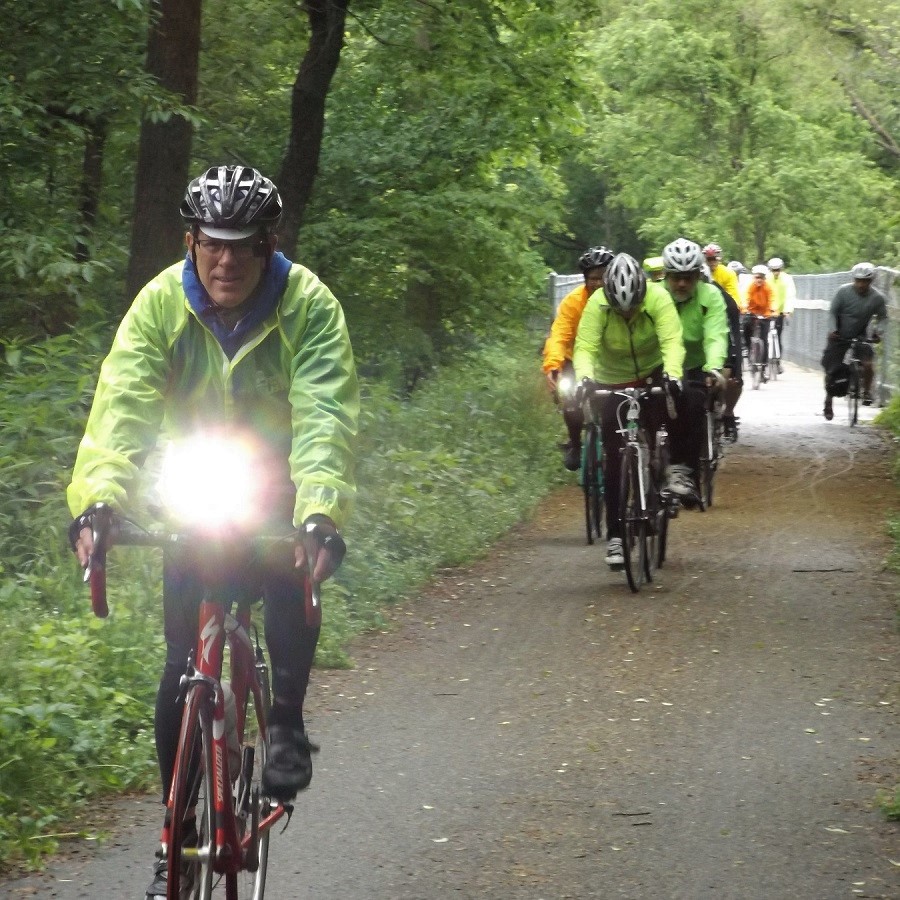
[873, 396, 900, 821]
[0, 327, 566, 871]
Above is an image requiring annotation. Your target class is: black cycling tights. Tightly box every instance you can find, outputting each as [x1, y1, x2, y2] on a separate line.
[155, 547, 319, 803]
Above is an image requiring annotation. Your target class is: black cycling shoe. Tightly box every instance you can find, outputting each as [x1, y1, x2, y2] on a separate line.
[862, 391, 873, 406]
[722, 415, 739, 443]
[145, 819, 197, 899]
[563, 443, 581, 472]
[262, 725, 319, 801]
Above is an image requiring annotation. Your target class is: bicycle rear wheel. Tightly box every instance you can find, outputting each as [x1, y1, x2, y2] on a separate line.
[233, 665, 272, 899]
[581, 426, 603, 545]
[619, 446, 647, 593]
[168, 690, 215, 900]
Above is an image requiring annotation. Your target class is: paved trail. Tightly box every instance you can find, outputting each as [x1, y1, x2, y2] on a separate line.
[6, 364, 899, 899]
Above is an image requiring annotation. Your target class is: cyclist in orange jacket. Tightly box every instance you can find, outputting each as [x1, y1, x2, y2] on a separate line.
[542, 246, 614, 469]
[741, 264, 776, 370]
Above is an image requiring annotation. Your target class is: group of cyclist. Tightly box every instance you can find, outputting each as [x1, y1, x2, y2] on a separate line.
[544, 240, 888, 565]
[543, 239, 734, 567]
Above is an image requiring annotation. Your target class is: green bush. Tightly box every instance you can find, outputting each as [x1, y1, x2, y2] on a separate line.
[0, 326, 566, 869]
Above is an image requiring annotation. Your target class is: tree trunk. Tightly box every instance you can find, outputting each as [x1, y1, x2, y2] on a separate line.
[125, 0, 202, 303]
[276, 0, 349, 258]
[75, 118, 108, 264]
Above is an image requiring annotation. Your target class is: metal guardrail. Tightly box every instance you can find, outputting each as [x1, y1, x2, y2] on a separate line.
[548, 267, 899, 405]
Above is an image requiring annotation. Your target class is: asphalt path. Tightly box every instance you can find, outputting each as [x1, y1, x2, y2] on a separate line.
[5, 362, 899, 899]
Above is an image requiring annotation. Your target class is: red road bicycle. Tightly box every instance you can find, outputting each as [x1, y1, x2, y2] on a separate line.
[84, 504, 318, 899]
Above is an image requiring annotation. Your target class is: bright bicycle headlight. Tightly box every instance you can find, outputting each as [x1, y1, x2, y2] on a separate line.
[158, 433, 266, 532]
[557, 373, 575, 399]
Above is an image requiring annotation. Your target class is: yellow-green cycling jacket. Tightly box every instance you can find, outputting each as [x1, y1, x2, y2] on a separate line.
[572, 281, 685, 384]
[667, 281, 730, 372]
[67, 254, 359, 530]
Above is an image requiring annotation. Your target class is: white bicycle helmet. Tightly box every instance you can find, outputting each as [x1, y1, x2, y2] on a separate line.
[603, 253, 647, 314]
[850, 261, 876, 280]
[751, 264, 769, 276]
[767, 257, 784, 270]
[662, 238, 704, 273]
[702, 243, 723, 259]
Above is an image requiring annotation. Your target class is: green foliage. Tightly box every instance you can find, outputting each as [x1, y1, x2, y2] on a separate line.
[550, 0, 899, 268]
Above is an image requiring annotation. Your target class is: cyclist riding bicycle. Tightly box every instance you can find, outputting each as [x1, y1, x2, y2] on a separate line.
[741, 264, 776, 371]
[820, 261, 888, 420]
[702, 242, 740, 305]
[767, 257, 795, 374]
[66, 165, 359, 899]
[701, 263, 743, 442]
[543, 246, 615, 470]
[572, 253, 685, 568]
[661, 239, 731, 499]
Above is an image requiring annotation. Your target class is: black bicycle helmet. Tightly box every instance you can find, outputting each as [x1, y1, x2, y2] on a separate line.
[603, 253, 647, 314]
[578, 246, 615, 274]
[180, 165, 283, 238]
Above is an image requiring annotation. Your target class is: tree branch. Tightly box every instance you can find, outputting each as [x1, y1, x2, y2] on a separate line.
[840, 78, 900, 159]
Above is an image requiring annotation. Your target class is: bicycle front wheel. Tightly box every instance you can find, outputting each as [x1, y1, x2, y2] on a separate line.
[847, 367, 859, 426]
[768, 355, 778, 382]
[232, 667, 272, 899]
[619, 446, 647, 593]
[168, 690, 215, 900]
[750, 342, 763, 390]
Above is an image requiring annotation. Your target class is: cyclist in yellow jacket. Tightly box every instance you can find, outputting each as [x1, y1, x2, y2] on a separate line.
[702, 243, 740, 304]
[573, 253, 684, 567]
[67, 166, 359, 899]
[767, 257, 795, 374]
[542, 246, 614, 469]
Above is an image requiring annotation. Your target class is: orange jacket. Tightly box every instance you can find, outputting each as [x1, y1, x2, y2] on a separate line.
[542, 284, 591, 373]
[743, 281, 775, 316]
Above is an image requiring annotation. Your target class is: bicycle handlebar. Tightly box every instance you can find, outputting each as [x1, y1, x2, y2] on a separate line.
[82, 511, 318, 620]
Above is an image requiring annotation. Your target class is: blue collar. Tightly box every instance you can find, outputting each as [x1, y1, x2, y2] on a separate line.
[182, 251, 292, 358]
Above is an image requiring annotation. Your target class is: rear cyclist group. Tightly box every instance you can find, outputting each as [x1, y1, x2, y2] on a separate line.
[542, 238, 733, 567]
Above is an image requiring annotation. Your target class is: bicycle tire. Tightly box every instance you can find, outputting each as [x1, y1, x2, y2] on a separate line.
[168, 691, 215, 900]
[768, 355, 778, 382]
[581, 426, 603, 545]
[847, 366, 859, 427]
[749, 340, 763, 390]
[233, 668, 272, 899]
[653, 432, 670, 568]
[696, 412, 714, 511]
[619, 446, 647, 593]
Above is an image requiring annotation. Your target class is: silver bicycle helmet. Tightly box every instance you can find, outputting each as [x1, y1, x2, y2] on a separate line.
[751, 264, 768, 276]
[850, 261, 875, 280]
[181, 165, 283, 239]
[662, 238, 704, 273]
[603, 253, 647, 314]
[767, 257, 784, 270]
